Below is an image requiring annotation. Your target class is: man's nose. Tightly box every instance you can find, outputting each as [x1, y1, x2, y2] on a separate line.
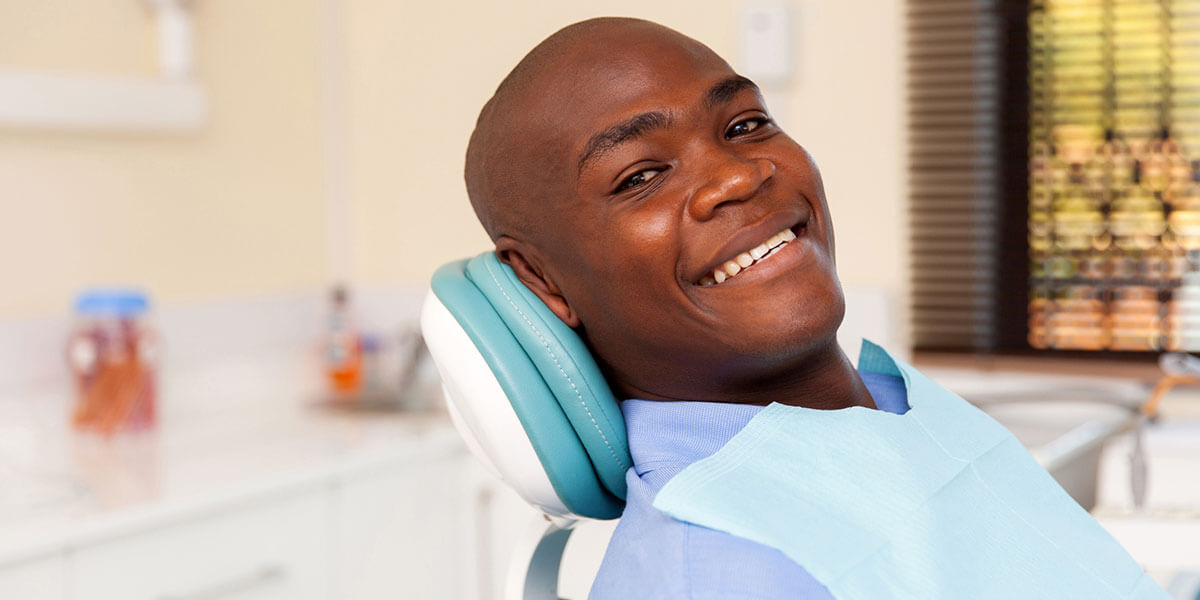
[686, 154, 776, 222]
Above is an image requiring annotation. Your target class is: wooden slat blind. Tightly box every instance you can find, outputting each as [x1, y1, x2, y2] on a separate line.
[908, 0, 1005, 350]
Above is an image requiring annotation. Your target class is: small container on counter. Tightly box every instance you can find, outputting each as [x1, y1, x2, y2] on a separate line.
[325, 285, 363, 395]
[319, 285, 435, 411]
[66, 289, 159, 435]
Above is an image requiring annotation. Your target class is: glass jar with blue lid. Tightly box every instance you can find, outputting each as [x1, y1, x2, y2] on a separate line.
[66, 289, 159, 434]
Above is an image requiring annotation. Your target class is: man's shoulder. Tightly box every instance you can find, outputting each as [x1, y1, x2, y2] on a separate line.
[588, 478, 690, 598]
[588, 477, 833, 599]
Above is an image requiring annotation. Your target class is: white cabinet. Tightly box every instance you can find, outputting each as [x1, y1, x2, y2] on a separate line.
[462, 462, 617, 600]
[333, 455, 468, 599]
[71, 489, 329, 600]
[0, 414, 480, 599]
[0, 555, 67, 600]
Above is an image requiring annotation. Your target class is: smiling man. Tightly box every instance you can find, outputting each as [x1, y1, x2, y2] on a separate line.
[464, 17, 894, 597]
[463, 16, 1165, 600]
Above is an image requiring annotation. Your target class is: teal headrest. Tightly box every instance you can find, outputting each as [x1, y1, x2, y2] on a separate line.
[428, 252, 630, 519]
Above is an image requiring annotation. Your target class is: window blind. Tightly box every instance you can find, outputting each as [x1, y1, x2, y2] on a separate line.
[908, 0, 1012, 351]
[1027, 0, 1200, 353]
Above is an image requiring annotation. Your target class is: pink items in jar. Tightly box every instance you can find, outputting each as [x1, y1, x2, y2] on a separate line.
[66, 290, 159, 435]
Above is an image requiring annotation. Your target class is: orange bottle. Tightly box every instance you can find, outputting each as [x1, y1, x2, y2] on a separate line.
[325, 286, 363, 394]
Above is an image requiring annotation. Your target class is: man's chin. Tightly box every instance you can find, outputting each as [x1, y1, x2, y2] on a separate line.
[731, 287, 846, 362]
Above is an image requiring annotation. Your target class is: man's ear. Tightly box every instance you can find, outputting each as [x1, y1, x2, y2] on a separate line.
[494, 238, 581, 328]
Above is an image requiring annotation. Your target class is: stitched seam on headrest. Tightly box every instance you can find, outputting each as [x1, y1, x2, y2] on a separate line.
[485, 262, 630, 473]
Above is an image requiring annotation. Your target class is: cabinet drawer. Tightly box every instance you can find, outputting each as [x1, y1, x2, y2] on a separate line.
[0, 554, 67, 600]
[72, 490, 329, 600]
[335, 454, 467, 599]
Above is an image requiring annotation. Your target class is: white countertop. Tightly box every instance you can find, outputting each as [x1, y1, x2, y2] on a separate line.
[5, 346, 1200, 588]
[0, 353, 462, 567]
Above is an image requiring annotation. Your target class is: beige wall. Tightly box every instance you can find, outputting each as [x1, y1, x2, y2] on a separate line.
[786, 2, 907, 295]
[0, 0, 328, 317]
[0, 0, 906, 323]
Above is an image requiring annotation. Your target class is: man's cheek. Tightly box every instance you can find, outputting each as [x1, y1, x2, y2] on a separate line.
[622, 203, 676, 241]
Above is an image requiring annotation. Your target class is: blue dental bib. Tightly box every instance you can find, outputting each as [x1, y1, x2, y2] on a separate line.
[653, 342, 1167, 599]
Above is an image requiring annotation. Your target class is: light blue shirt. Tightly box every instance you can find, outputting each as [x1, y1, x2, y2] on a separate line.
[589, 371, 909, 599]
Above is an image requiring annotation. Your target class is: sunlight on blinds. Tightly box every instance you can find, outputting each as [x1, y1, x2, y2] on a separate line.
[1029, 0, 1200, 351]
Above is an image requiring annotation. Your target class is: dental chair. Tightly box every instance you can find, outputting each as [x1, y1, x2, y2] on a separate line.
[420, 252, 632, 600]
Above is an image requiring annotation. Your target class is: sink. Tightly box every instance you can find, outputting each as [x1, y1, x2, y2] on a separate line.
[921, 368, 1148, 511]
[976, 398, 1139, 511]
[923, 369, 1200, 592]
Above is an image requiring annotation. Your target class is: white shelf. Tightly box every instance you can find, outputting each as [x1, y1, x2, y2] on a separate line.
[0, 67, 206, 132]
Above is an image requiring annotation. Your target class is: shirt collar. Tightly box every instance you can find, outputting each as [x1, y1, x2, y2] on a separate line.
[621, 340, 911, 478]
[620, 399, 763, 477]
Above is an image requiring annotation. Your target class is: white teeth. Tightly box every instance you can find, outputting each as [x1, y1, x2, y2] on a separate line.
[702, 227, 799, 286]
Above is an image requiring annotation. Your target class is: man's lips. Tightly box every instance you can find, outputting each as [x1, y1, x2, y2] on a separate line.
[690, 209, 811, 285]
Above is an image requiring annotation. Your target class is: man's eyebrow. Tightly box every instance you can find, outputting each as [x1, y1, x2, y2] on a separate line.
[574, 76, 759, 177]
[577, 111, 673, 176]
[705, 75, 759, 108]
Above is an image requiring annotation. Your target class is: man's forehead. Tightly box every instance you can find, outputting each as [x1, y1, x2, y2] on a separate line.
[537, 30, 728, 110]
[512, 32, 735, 158]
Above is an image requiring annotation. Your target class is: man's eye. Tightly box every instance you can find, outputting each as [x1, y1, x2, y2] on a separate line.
[726, 117, 770, 139]
[616, 168, 663, 192]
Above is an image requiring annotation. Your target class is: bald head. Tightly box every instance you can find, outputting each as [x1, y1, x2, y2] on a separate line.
[464, 18, 729, 244]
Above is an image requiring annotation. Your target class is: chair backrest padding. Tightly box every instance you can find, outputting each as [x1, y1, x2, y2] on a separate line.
[427, 253, 631, 519]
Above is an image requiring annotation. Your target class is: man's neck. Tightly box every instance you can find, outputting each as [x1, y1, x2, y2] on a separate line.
[757, 343, 876, 410]
[618, 342, 878, 410]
